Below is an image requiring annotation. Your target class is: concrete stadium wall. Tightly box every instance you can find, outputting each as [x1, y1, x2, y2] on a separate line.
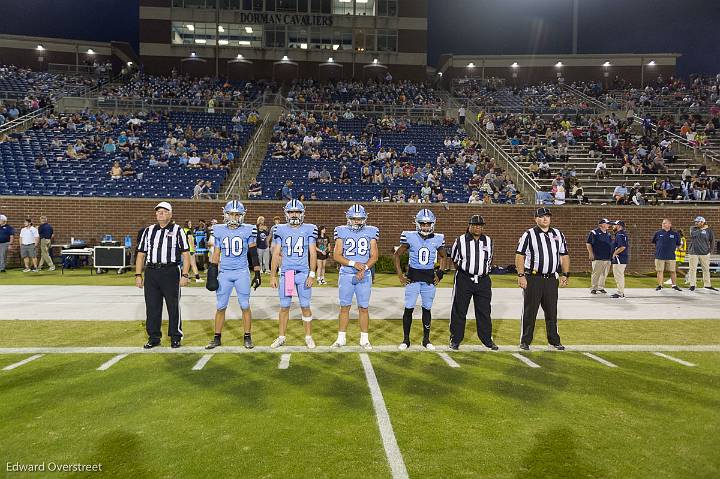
[1, 197, 718, 273]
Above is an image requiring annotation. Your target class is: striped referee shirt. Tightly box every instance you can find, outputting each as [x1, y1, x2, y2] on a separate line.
[138, 222, 189, 264]
[451, 233, 493, 277]
[516, 226, 568, 274]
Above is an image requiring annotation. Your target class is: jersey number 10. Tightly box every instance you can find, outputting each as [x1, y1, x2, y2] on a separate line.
[222, 236, 244, 256]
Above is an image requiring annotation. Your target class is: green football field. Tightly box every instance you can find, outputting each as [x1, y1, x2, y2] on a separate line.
[1, 319, 719, 478]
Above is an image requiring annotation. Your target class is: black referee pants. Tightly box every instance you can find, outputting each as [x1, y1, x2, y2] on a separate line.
[449, 271, 493, 346]
[144, 266, 183, 341]
[521, 275, 561, 346]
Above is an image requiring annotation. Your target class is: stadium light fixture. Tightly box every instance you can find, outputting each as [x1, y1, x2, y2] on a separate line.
[356, 0, 368, 3]
[239, 40, 251, 46]
[195, 39, 207, 44]
[218, 39, 229, 46]
[36, 44, 44, 51]
[328, 57, 335, 63]
[127, 61, 133, 66]
[647, 60, 656, 66]
[555, 61, 563, 67]
[467, 62, 475, 68]
[282, 55, 289, 61]
[300, 43, 308, 49]
[218, 25, 225, 33]
[373, 58, 379, 64]
[339, 0, 351, 2]
[245, 27, 253, 33]
[186, 24, 194, 31]
[236, 54, 244, 59]
[332, 44, 339, 50]
[511, 62, 519, 68]
[190, 52, 197, 57]
[437, 72, 443, 76]
[603, 61, 611, 67]
[87, 49, 95, 55]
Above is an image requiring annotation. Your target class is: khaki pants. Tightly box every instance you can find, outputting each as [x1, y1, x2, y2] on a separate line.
[612, 264, 626, 295]
[591, 260, 610, 290]
[38, 238, 53, 269]
[687, 254, 711, 287]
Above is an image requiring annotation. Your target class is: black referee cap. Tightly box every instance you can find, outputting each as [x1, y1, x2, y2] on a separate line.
[468, 214, 485, 225]
[535, 207, 552, 217]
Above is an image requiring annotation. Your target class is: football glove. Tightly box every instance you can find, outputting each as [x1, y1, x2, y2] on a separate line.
[251, 271, 261, 290]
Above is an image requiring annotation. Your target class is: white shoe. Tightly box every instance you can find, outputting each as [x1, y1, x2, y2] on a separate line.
[48, 266, 56, 271]
[360, 341, 373, 350]
[270, 337, 286, 348]
[424, 343, 436, 351]
[305, 336, 316, 349]
[398, 342, 409, 351]
[331, 340, 346, 348]
[195, 278, 204, 283]
[22, 268, 31, 272]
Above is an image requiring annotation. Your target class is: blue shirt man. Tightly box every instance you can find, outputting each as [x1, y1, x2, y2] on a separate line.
[586, 218, 614, 293]
[38, 221, 54, 240]
[403, 143, 417, 156]
[609, 220, 630, 299]
[0, 216, 15, 272]
[651, 219, 682, 291]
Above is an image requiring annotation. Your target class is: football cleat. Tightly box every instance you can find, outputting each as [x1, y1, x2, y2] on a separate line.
[270, 337, 286, 348]
[398, 342, 409, 351]
[331, 339, 346, 348]
[360, 341, 373, 350]
[305, 336, 316, 349]
[206, 337, 221, 349]
[243, 335, 254, 349]
[423, 342, 436, 351]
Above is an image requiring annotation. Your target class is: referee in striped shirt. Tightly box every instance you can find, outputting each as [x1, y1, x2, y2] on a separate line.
[449, 215, 498, 350]
[135, 202, 191, 349]
[515, 207, 570, 351]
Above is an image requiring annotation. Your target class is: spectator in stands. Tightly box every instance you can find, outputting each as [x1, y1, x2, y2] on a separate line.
[34, 155, 48, 171]
[188, 153, 201, 168]
[339, 166, 351, 184]
[570, 181, 589, 204]
[103, 139, 117, 155]
[122, 161, 136, 177]
[308, 166, 320, 183]
[403, 142, 417, 156]
[468, 191, 481, 204]
[660, 177, 677, 199]
[281, 180, 294, 200]
[193, 179, 205, 199]
[109, 161, 122, 179]
[554, 185, 566, 205]
[595, 160, 610, 179]
[202, 180, 214, 199]
[248, 178, 263, 198]
[538, 160, 551, 179]
[613, 183, 629, 205]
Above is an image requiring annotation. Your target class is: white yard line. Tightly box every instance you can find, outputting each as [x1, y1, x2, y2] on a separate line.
[192, 354, 213, 370]
[359, 353, 409, 479]
[653, 352, 696, 367]
[512, 353, 541, 368]
[2, 354, 44, 371]
[0, 345, 718, 354]
[278, 353, 291, 369]
[96, 354, 128, 371]
[437, 352, 460, 368]
[582, 352, 618, 368]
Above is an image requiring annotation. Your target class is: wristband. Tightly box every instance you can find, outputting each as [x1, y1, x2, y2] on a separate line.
[182, 273, 189, 278]
[517, 273, 526, 277]
[309, 271, 316, 278]
[348, 260, 356, 268]
[135, 273, 142, 277]
[561, 272, 570, 278]
[364, 264, 369, 271]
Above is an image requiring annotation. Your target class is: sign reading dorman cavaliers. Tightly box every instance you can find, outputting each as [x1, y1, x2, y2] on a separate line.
[237, 12, 333, 26]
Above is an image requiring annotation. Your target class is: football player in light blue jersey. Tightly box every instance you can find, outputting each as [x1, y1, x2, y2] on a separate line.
[270, 200, 318, 349]
[332, 204, 379, 349]
[393, 208, 447, 350]
[205, 200, 262, 349]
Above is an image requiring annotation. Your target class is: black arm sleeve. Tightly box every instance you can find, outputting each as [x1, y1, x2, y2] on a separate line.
[248, 246, 259, 269]
[206, 263, 219, 291]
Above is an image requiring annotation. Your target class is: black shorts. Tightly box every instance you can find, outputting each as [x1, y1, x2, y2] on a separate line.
[317, 252, 329, 260]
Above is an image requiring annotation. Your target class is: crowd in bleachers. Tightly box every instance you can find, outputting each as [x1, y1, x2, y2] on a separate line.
[286, 79, 443, 109]
[0, 108, 259, 198]
[253, 110, 520, 204]
[0, 64, 105, 101]
[99, 73, 275, 105]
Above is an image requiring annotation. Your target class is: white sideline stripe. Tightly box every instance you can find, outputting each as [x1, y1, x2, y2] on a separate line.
[582, 352, 618, 368]
[96, 354, 128, 371]
[278, 353, 291, 369]
[2, 354, 43, 370]
[0, 345, 719, 354]
[192, 354, 213, 370]
[512, 353, 541, 368]
[653, 352, 696, 367]
[437, 352, 460, 368]
[360, 353, 409, 479]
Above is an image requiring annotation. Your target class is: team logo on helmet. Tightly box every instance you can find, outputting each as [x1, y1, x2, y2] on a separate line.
[415, 208, 436, 236]
[346, 204, 367, 231]
[223, 200, 246, 228]
[284, 199, 305, 226]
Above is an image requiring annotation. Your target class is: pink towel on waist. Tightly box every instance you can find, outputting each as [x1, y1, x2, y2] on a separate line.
[284, 270, 296, 296]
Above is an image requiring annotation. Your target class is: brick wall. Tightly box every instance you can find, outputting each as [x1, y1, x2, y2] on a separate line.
[1, 196, 718, 273]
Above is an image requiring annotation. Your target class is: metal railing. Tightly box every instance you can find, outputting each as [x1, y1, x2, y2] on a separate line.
[222, 113, 271, 199]
[467, 116, 540, 200]
[631, 114, 720, 165]
[0, 107, 50, 135]
[93, 96, 258, 113]
[559, 83, 610, 111]
[282, 100, 446, 118]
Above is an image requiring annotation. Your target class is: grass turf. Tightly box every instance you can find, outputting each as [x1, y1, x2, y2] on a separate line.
[0, 351, 718, 478]
[0, 319, 719, 347]
[0, 268, 685, 289]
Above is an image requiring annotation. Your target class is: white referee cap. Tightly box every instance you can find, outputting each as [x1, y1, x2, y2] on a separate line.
[155, 201, 172, 212]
